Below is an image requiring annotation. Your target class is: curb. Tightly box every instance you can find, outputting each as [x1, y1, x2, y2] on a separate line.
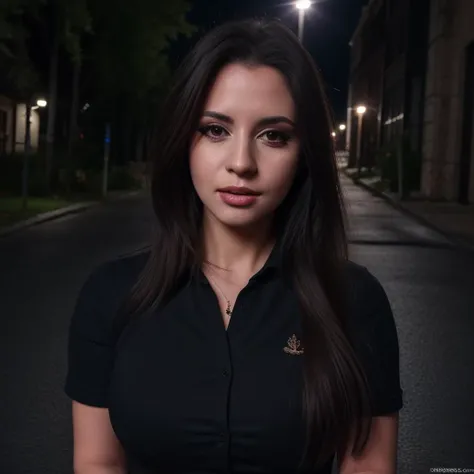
[344, 170, 474, 253]
[0, 189, 144, 238]
[0, 201, 98, 238]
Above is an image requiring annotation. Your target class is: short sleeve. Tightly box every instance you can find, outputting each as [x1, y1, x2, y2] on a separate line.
[64, 265, 117, 408]
[348, 266, 404, 417]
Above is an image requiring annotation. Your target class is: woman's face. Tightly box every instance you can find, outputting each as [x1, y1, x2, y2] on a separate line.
[189, 63, 300, 230]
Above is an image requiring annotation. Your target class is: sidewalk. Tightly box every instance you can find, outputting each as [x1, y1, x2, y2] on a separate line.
[343, 168, 474, 251]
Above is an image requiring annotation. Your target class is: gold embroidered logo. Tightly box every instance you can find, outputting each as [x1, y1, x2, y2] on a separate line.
[283, 334, 304, 356]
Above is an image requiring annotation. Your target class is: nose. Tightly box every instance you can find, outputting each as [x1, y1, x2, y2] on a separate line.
[225, 132, 258, 177]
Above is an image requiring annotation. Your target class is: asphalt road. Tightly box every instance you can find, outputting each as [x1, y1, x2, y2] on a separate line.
[1, 177, 473, 474]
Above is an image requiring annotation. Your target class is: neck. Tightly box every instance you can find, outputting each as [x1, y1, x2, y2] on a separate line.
[201, 214, 275, 277]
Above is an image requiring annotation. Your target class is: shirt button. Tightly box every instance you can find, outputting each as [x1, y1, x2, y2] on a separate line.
[222, 369, 230, 377]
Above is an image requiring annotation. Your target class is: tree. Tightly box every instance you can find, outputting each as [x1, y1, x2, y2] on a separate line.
[1, 0, 196, 196]
[60, 0, 91, 194]
[0, 0, 43, 94]
[84, 0, 196, 166]
[0, 0, 43, 209]
[44, 0, 91, 192]
[1, 0, 91, 192]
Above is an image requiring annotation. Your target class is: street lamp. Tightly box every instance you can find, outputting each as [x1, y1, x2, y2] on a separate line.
[32, 98, 48, 111]
[356, 105, 367, 175]
[295, 0, 311, 43]
[22, 96, 48, 210]
[331, 132, 336, 138]
[339, 124, 346, 132]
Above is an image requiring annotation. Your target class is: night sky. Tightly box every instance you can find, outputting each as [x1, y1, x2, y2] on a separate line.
[175, 0, 368, 122]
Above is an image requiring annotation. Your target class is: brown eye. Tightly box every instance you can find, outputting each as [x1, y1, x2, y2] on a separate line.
[266, 131, 281, 142]
[198, 124, 229, 140]
[209, 126, 225, 137]
[261, 130, 292, 146]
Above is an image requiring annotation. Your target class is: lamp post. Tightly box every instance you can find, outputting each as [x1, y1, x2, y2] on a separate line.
[355, 105, 366, 176]
[295, 0, 311, 43]
[22, 97, 47, 211]
[335, 124, 347, 155]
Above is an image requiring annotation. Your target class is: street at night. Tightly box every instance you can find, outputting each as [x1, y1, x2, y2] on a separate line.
[1, 176, 473, 473]
[2, 0, 474, 472]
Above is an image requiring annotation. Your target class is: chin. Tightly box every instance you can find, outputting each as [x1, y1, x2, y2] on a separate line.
[212, 207, 272, 229]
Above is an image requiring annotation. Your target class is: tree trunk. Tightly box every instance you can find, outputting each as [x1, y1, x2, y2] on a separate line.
[66, 59, 81, 195]
[123, 105, 132, 166]
[135, 128, 144, 162]
[45, 26, 59, 192]
[22, 100, 32, 211]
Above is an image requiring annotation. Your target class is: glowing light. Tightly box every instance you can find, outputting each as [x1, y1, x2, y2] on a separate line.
[296, 0, 311, 11]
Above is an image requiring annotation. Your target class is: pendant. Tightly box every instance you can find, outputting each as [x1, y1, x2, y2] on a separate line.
[225, 301, 232, 316]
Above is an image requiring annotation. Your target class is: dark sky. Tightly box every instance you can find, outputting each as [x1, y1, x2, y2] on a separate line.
[178, 0, 368, 122]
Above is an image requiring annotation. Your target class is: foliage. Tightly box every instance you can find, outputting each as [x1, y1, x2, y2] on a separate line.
[0, 153, 50, 196]
[56, 0, 92, 66]
[0, 0, 197, 195]
[1, 0, 196, 105]
[0, 196, 71, 227]
[87, 0, 194, 103]
[66, 165, 143, 195]
[0, 0, 45, 98]
[0, 152, 142, 197]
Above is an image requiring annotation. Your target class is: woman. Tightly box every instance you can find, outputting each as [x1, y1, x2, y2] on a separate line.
[65, 18, 403, 474]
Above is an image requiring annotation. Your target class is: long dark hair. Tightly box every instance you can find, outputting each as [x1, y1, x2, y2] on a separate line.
[127, 18, 372, 470]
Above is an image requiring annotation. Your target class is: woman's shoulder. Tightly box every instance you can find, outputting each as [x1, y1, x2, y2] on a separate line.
[65, 250, 150, 406]
[341, 259, 394, 329]
[342, 259, 386, 296]
[70, 249, 150, 340]
[81, 248, 150, 295]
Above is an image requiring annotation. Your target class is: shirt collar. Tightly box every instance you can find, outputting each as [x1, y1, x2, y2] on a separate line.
[256, 240, 282, 273]
[195, 240, 282, 285]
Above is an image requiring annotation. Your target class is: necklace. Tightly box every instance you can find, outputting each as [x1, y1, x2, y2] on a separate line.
[206, 273, 233, 317]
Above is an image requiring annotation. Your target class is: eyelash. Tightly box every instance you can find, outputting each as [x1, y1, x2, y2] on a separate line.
[197, 124, 293, 147]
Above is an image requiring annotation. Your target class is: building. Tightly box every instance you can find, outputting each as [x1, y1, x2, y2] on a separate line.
[422, 0, 474, 203]
[348, 0, 474, 204]
[347, 0, 386, 169]
[348, 0, 431, 171]
[0, 95, 42, 156]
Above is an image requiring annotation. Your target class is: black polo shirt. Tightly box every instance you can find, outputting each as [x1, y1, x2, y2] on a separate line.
[65, 248, 404, 474]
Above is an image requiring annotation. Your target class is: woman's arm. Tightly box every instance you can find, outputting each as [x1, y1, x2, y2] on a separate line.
[72, 401, 127, 474]
[337, 413, 400, 474]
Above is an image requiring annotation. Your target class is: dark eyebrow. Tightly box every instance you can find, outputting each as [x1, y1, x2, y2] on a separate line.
[257, 116, 295, 128]
[202, 111, 295, 128]
[202, 111, 234, 124]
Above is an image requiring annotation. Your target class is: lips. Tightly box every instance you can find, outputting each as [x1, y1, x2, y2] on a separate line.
[217, 186, 261, 207]
[217, 186, 260, 196]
